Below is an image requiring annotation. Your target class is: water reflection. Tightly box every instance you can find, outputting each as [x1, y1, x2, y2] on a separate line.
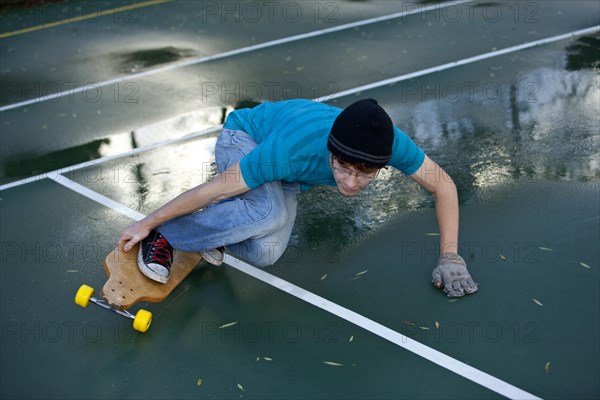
[407, 65, 599, 191]
[115, 46, 197, 74]
[1, 108, 226, 185]
[2, 138, 110, 181]
[565, 35, 600, 71]
[121, 138, 218, 215]
[69, 137, 218, 216]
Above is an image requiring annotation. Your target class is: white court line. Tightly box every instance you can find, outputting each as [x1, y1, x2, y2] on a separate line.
[47, 174, 541, 399]
[2, 25, 598, 192]
[225, 255, 541, 400]
[315, 25, 600, 102]
[49, 175, 145, 221]
[0, 0, 470, 112]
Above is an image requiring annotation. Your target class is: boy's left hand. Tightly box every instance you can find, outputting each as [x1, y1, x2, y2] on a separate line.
[432, 253, 478, 297]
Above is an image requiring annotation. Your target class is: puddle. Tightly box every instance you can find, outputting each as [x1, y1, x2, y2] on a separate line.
[0, 108, 227, 185]
[388, 56, 600, 193]
[1, 138, 111, 181]
[114, 46, 197, 73]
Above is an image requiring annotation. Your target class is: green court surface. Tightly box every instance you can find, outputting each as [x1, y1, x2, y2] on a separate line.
[1, 1, 599, 399]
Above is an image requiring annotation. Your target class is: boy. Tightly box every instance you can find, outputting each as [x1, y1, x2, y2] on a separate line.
[120, 99, 478, 297]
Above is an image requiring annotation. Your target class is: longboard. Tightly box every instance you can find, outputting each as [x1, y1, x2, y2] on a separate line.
[75, 242, 203, 332]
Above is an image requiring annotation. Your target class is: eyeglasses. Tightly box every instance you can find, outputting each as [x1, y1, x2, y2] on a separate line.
[331, 159, 379, 181]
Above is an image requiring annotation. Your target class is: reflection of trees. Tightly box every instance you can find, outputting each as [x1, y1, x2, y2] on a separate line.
[565, 35, 600, 71]
[400, 64, 599, 202]
[128, 131, 149, 212]
[1, 138, 110, 183]
[513, 67, 599, 179]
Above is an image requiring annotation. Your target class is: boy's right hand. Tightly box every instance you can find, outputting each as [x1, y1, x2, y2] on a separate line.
[119, 221, 152, 252]
[432, 253, 478, 297]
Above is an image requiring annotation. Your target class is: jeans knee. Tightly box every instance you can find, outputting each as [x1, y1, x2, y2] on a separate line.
[263, 207, 288, 233]
[245, 196, 288, 234]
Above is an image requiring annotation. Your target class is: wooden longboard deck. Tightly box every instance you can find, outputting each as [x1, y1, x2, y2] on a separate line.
[101, 243, 202, 309]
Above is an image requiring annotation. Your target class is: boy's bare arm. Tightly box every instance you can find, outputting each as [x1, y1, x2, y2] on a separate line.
[409, 155, 478, 296]
[409, 155, 459, 255]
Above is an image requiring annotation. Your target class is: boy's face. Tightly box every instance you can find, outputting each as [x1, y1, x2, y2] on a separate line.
[330, 156, 379, 197]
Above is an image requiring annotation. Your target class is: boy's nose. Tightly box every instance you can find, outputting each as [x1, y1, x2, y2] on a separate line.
[345, 174, 360, 188]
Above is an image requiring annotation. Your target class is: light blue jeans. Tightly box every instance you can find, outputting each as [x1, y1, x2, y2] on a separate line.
[158, 129, 300, 267]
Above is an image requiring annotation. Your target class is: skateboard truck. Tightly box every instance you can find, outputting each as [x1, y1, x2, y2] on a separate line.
[75, 284, 153, 332]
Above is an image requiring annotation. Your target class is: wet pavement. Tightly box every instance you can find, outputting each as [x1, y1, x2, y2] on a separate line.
[1, 1, 599, 399]
[1, 1, 599, 183]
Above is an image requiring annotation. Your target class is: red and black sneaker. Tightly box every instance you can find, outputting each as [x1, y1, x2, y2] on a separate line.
[137, 230, 173, 284]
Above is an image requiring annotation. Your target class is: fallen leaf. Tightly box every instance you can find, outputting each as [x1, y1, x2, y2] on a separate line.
[263, 357, 272, 361]
[419, 326, 430, 330]
[424, 232, 440, 236]
[435, 321, 440, 329]
[237, 383, 245, 392]
[256, 357, 260, 362]
[579, 262, 591, 269]
[349, 335, 354, 342]
[219, 321, 238, 329]
[532, 298, 543, 306]
[500, 254, 507, 261]
[197, 378, 203, 386]
[323, 361, 344, 366]
[320, 274, 328, 280]
[351, 270, 369, 280]
[545, 361, 551, 374]
[539, 247, 553, 251]
[448, 299, 459, 303]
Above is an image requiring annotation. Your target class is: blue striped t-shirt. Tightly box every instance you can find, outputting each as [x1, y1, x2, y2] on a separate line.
[223, 99, 425, 190]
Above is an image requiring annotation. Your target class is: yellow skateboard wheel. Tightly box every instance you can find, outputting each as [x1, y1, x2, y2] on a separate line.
[75, 284, 95, 308]
[133, 309, 152, 333]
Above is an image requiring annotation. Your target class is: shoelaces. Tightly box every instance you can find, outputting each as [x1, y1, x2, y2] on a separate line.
[149, 236, 172, 265]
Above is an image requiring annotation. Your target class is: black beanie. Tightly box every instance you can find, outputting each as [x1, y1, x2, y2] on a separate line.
[327, 99, 394, 168]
